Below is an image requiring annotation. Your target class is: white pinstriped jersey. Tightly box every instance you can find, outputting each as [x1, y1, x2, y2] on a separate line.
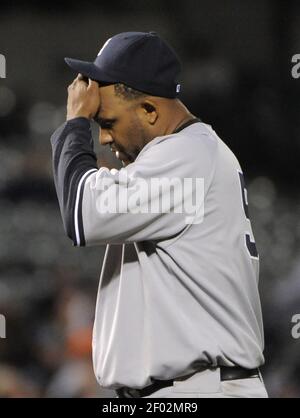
[51, 117, 265, 389]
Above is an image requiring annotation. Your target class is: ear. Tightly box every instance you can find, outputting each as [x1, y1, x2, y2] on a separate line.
[140, 100, 158, 125]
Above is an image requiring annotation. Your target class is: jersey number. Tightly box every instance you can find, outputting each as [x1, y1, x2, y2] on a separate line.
[238, 171, 259, 259]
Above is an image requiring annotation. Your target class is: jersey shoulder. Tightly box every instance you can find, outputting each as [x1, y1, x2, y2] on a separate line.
[136, 122, 219, 166]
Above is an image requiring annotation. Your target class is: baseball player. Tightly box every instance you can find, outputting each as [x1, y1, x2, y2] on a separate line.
[51, 31, 268, 398]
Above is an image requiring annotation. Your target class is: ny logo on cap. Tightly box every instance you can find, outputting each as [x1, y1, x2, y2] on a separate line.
[0, 54, 6, 78]
[176, 84, 181, 93]
[97, 38, 112, 57]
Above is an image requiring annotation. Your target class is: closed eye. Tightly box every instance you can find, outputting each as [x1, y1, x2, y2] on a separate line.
[93, 116, 116, 130]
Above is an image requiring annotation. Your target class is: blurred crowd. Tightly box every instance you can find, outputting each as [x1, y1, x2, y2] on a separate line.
[0, 1, 300, 398]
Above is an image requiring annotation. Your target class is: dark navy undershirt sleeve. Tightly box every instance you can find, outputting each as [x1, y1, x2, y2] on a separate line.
[50, 117, 98, 246]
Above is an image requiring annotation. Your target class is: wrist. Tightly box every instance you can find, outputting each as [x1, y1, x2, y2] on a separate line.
[66, 113, 91, 121]
[65, 117, 91, 128]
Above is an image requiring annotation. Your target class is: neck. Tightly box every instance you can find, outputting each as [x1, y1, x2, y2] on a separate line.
[163, 100, 196, 136]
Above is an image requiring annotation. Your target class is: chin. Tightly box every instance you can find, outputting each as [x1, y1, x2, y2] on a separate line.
[122, 160, 132, 167]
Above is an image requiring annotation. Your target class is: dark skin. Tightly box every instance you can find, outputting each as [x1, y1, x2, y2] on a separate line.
[67, 75, 196, 166]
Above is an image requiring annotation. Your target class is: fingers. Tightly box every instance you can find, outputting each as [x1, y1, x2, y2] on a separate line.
[87, 78, 99, 90]
[67, 77, 77, 91]
[68, 75, 99, 94]
[66, 74, 100, 120]
[68, 75, 88, 91]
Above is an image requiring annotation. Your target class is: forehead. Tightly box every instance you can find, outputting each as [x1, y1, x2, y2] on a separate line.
[99, 84, 129, 117]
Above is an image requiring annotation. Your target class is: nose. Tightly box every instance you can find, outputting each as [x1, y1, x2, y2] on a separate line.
[99, 129, 113, 146]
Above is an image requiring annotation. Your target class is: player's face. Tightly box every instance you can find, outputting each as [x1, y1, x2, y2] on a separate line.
[96, 85, 153, 166]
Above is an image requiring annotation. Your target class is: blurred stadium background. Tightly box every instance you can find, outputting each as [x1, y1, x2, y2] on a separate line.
[0, 0, 300, 398]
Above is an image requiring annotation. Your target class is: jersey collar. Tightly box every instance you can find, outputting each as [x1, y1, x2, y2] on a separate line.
[172, 117, 201, 134]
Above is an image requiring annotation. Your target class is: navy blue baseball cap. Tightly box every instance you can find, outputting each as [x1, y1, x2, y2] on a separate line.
[64, 31, 182, 99]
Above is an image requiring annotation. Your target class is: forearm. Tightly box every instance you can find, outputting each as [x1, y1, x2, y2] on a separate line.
[51, 117, 98, 245]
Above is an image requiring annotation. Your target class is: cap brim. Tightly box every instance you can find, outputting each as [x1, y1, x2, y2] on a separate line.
[64, 57, 116, 84]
